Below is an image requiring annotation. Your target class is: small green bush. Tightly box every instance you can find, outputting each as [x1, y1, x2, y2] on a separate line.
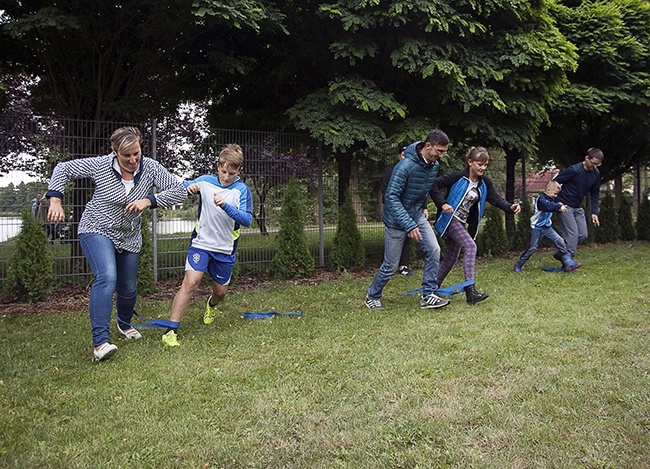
[512, 197, 533, 251]
[480, 205, 509, 258]
[329, 189, 365, 271]
[4, 208, 55, 302]
[636, 193, 650, 241]
[594, 192, 620, 243]
[137, 214, 156, 296]
[618, 197, 636, 241]
[271, 178, 314, 279]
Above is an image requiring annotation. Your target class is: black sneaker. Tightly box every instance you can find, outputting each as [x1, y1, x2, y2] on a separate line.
[398, 266, 413, 276]
[420, 293, 450, 309]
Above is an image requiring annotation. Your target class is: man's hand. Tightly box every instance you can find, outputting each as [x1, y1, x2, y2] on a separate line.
[407, 227, 422, 242]
[592, 214, 600, 226]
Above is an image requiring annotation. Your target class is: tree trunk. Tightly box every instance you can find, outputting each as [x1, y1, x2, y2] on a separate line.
[504, 148, 521, 239]
[348, 163, 365, 224]
[336, 151, 351, 206]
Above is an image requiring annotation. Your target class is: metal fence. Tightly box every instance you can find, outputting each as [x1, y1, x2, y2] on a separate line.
[1, 115, 520, 288]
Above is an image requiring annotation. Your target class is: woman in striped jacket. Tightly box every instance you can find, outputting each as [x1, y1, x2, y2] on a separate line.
[46, 127, 187, 362]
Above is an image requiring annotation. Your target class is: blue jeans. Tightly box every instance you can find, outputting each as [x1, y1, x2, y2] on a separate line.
[556, 206, 588, 256]
[79, 233, 140, 346]
[367, 214, 440, 299]
[518, 226, 569, 266]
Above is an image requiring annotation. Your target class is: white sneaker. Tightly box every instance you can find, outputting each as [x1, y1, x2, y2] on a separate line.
[420, 293, 450, 309]
[93, 343, 118, 361]
[117, 324, 142, 340]
[364, 295, 385, 311]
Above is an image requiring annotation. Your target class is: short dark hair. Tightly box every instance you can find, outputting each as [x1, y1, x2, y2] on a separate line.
[424, 129, 449, 146]
[397, 144, 407, 154]
[587, 147, 604, 161]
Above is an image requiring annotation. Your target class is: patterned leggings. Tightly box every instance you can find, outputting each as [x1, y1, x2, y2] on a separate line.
[437, 217, 476, 285]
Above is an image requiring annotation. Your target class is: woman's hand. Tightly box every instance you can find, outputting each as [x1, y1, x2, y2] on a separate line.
[125, 198, 152, 213]
[47, 197, 65, 223]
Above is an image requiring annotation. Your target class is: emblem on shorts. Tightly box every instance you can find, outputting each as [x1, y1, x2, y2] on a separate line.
[193, 253, 201, 264]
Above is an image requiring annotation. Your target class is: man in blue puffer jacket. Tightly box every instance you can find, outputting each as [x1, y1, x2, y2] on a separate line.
[365, 129, 451, 311]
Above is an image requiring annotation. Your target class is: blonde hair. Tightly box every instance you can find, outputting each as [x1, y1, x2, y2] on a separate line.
[466, 146, 489, 164]
[218, 144, 244, 170]
[110, 127, 143, 155]
[546, 180, 562, 193]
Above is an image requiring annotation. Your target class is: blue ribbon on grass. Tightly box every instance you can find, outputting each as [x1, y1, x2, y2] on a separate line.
[127, 311, 179, 329]
[542, 267, 574, 273]
[242, 311, 304, 319]
[405, 280, 475, 297]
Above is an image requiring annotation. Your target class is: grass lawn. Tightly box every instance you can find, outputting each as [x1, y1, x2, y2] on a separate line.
[1, 243, 649, 468]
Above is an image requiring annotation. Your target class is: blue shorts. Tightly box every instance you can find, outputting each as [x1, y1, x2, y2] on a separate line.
[185, 246, 234, 286]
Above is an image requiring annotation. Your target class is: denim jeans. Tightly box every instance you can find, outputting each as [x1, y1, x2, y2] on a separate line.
[79, 233, 140, 346]
[367, 213, 440, 299]
[518, 226, 569, 265]
[556, 206, 588, 256]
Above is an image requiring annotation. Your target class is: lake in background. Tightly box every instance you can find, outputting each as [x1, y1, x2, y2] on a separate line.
[0, 217, 195, 242]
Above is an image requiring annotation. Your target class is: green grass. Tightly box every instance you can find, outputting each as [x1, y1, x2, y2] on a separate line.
[1, 243, 649, 468]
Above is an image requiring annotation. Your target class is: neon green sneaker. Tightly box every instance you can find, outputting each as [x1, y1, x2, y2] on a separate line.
[162, 330, 179, 347]
[204, 295, 218, 324]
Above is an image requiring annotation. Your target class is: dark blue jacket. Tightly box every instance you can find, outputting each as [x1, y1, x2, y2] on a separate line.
[554, 162, 601, 214]
[430, 168, 514, 239]
[530, 192, 563, 229]
[383, 141, 440, 233]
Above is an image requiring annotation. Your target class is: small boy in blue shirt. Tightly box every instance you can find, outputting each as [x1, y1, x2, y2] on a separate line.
[162, 144, 253, 346]
[514, 180, 581, 272]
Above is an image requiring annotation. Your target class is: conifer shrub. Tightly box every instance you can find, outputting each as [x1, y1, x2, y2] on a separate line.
[512, 197, 533, 251]
[593, 192, 620, 243]
[636, 192, 650, 241]
[271, 177, 314, 279]
[137, 214, 156, 295]
[479, 205, 508, 258]
[329, 188, 365, 271]
[618, 197, 636, 241]
[4, 208, 55, 302]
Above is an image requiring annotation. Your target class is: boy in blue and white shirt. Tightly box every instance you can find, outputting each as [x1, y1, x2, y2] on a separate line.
[162, 144, 253, 346]
[514, 180, 581, 272]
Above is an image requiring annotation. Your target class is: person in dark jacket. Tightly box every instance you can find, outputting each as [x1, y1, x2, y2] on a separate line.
[431, 147, 521, 304]
[365, 129, 451, 311]
[552, 147, 603, 267]
[380, 144, 412, 276]
[514, 180, 581, 272]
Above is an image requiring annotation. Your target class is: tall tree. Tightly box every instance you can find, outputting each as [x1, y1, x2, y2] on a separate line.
[539, 0, 650, 182]
[1, 0, 284, 123]
[210, 0, 576, 217]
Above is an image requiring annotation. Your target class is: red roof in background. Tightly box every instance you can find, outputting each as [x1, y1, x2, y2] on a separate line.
[515, 169, 559, 198]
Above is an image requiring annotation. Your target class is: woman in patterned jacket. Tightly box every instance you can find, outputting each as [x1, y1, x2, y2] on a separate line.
[46, 127, 187, 362]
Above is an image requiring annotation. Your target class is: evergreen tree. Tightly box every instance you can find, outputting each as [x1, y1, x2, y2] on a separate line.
[4, 208, 55, 302]
[271, 178, 314, 279]
[618, 197, 636, 241]
[636, 193, 650, 241]
[330, 189, 365, 271]
[594, 192, 620, 243]
[137, 214, 156, 296]
[480, 205, 509, 258]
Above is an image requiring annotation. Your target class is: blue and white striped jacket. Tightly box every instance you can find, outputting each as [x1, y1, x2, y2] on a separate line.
[46, 153, 187, 252]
